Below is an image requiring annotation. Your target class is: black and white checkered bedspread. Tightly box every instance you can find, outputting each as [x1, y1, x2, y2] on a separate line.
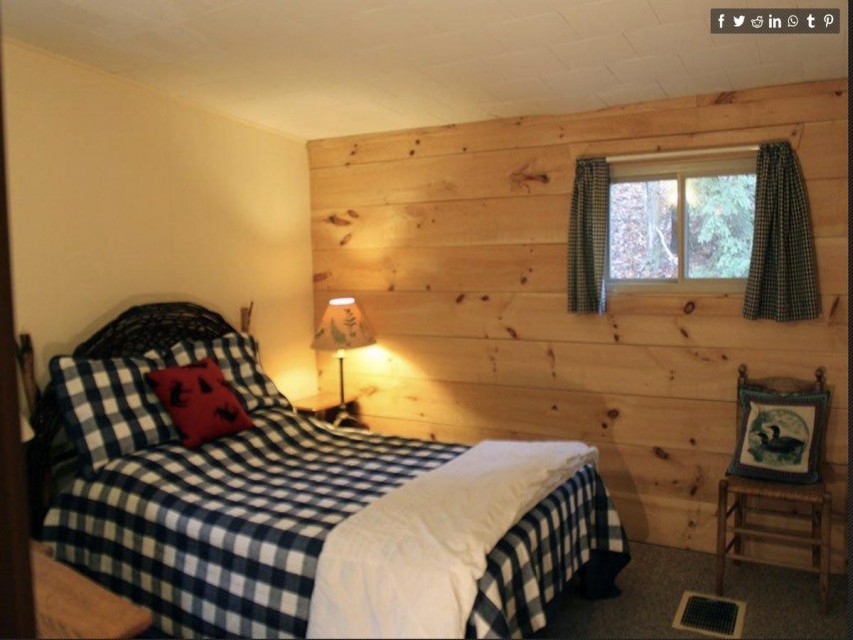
[42, 407, 628, 638]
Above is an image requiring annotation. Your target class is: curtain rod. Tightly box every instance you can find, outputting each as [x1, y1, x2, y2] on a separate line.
[605, 145, 759, 164]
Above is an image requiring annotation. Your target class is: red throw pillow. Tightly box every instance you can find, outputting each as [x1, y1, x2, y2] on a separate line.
[146, 357, 254, 449]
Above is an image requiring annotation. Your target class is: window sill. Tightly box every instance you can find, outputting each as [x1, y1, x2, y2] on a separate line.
[606, 280, 747, 295]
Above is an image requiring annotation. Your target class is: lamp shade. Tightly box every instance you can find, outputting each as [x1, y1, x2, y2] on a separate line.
[311, 297, 376, 351]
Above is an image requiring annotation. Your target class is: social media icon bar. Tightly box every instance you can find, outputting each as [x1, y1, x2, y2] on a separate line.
[711, 8, 840, 34]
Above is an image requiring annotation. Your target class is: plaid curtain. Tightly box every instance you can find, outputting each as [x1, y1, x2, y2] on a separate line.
[743, 142, 820, 321]
[568, 157, 609, 314]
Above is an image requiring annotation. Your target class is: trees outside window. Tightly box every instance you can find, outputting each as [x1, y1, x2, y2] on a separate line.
[608, 156, 756, 289]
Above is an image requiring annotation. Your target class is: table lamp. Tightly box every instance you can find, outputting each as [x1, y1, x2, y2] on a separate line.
[311, 297, 375, 426]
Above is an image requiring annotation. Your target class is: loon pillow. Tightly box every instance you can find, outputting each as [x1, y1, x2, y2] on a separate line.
[726, 387, 830, 484]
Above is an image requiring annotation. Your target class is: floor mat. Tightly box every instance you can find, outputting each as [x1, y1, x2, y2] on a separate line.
[672, 591, 746, 639]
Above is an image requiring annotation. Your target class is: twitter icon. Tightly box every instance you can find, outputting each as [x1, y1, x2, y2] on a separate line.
[733, 15, 745, 27]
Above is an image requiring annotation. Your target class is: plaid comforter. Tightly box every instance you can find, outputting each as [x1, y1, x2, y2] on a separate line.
[42, 406, 628, 638]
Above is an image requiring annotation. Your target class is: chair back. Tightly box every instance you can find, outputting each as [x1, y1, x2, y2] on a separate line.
[735, 363, 829, 469]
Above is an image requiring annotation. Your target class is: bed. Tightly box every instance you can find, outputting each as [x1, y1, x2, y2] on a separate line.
[27, 301, 630, 638]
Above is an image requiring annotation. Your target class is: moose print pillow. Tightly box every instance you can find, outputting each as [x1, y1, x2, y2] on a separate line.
[146, 357, 254, 449]
[727, 387, 831, 484]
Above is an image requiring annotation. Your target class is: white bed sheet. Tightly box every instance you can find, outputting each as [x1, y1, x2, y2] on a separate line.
[307, 439, 599, 639]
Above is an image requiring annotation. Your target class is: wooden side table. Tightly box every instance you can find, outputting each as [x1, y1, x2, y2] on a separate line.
[31, 542, 152, 638]
[291, 392, 367, 429]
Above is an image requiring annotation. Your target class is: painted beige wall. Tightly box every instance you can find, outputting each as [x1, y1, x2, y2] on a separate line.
[2, 40, 317, 400]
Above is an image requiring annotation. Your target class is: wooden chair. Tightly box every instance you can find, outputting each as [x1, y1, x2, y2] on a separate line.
[715, 364, 831, 613]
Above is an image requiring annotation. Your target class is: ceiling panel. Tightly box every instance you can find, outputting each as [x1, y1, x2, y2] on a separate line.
[0, 0, 847, 140]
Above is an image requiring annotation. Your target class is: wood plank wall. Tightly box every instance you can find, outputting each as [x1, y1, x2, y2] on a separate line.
[307, 79, 848, 573]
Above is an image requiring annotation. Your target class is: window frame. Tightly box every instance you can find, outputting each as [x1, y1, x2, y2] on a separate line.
[606, 153, 758, 294]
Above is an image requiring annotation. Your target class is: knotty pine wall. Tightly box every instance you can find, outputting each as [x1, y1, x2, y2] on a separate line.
[307, 79, 848, 572]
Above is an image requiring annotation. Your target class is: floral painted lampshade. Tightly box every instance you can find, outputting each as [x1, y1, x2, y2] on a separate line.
[311, 297, 376, 352]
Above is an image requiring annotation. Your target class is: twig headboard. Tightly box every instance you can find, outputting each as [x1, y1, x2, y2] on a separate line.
[26, 301, 237, 537]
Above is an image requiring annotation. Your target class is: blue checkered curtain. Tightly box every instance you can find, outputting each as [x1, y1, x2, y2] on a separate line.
[743, 142, 820, 321]
[568, 157, 609, 314]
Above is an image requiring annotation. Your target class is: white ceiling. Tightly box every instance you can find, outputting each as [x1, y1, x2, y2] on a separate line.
[0, 0, 848, 140]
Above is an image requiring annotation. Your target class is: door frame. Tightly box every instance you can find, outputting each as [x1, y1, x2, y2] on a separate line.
[0, 26, 37, 637]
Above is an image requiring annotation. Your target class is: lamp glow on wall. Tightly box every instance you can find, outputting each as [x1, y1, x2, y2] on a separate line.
[311, 297, 375, 426]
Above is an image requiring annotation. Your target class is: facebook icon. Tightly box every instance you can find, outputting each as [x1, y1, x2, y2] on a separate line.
[718, 12, 726, 29]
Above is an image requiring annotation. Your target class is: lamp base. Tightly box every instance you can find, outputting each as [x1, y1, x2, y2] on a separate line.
[332, 404, 364, 429]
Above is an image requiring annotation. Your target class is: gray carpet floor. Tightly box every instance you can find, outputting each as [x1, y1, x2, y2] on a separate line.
[537, 541, 847, 639]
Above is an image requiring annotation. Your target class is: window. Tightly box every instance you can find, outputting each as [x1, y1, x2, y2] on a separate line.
[607, 156, 757, 290]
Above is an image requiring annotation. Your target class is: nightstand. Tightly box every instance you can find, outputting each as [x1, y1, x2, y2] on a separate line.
[30, 542, 152, 638]
[291, 392, 367, 429]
